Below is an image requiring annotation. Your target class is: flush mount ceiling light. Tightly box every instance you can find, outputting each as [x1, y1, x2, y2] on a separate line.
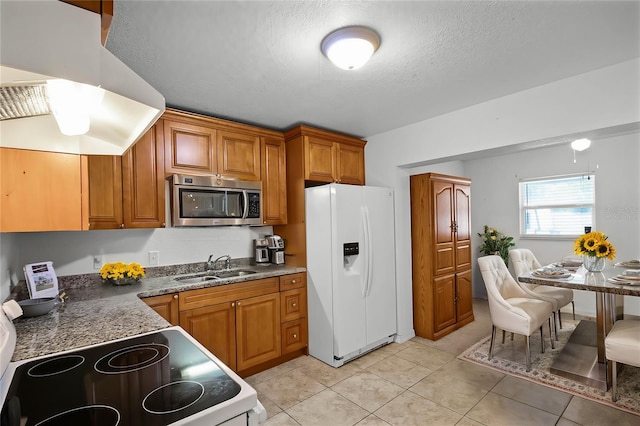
[321, 26, 380, 70]
[571, 138, 591, 151]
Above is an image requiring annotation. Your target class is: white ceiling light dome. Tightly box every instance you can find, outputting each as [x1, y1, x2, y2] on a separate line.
[321, 26, 380, 70]
[571, 138, 591, 151]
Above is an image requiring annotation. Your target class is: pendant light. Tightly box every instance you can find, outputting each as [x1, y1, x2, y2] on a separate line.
[321, 26, 380, 70]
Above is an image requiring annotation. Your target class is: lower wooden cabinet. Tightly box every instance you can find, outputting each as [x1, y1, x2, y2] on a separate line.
[142, 293, 179, 326]
[173, 273, 307, 375]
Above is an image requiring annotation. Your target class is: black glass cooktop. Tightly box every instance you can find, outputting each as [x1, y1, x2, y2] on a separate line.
[1, 330, 241, 426]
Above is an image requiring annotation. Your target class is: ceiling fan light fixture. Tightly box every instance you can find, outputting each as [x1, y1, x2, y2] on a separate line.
[321, 26, 380, 70]
[571, 138, 591, 151]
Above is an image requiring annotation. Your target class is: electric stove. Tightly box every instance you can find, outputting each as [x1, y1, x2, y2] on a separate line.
[0, 303, 264, 425]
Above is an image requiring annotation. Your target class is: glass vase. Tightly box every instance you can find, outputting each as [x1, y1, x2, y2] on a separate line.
[582, 255, 606, 272]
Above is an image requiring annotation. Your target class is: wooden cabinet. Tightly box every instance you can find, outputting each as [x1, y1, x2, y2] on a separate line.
[88, 125, 165, 229]
[175, 273, 307, 375]
[260, 137, 287, 225]
[143, 293, 179, 326]
[218, 130, 260, 181]
[297, 129, 365, 185]
[163, 119, 218, 175]
[410, 173, 474, 340]
[87, 156, 123, 229]
[178, 277, 283, 374]
[0, 148, 88, 232]
[279, 272, 308, 354]
[122, 125, 166, 228]
[273, 126, 366, 267]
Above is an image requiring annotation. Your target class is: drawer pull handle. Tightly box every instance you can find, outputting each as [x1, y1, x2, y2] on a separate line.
[293, 334, 297, 338]
[292, 303, 297, 307]
[231, 302, 235, 307]
[292, 279, 296, 283]
[173, 295, 178, 300]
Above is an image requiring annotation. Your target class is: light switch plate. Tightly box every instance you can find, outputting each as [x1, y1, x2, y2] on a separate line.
[93, 255, 102, 270]
[149, 251, 159, 266]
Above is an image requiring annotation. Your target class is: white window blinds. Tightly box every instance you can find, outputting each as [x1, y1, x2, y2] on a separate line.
[519, 174, 595, 237]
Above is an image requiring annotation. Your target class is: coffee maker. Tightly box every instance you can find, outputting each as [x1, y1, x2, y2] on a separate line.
[254, 238, 270, 264]
[266, 235, 285, 265]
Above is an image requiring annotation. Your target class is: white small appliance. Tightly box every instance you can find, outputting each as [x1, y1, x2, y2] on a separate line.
[305, 183, 397, 367]
[254, 238, 270, 264]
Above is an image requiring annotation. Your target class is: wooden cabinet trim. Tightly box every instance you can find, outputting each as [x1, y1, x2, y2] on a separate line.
[162, 109, 283, 139]
[179, 278, 279, 311]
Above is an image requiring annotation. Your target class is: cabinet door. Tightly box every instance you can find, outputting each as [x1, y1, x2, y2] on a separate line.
[456, 269, 473, 323]
[454, 183, 472, 271]
[218, 131, 261, 180]
[88, 155, 123, 229]
[305, 137, 336, 182]
[143, 294, 179, 326]
[432, 180, 455, 276]
[236, 293, 281, 371]
[336, 143, 365, 185]
[164, 119, 217, 175]
[433, 274, 457, 332]
[180, 302, 237, 370]
[122, 125, 166, 228]
[261, 137, 287, 225]
[0, 148, 86, 232]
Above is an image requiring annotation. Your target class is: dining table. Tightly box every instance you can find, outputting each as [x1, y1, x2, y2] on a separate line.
[518, 263, 640, 391]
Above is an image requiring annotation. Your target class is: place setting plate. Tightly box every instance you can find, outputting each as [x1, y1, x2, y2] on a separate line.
[532, 268, 572, 279]
[614, 260, 640, 269]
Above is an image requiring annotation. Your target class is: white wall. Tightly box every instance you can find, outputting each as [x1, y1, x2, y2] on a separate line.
[0, 226, 273, 301]
[365, 59, 640, 342]
[466, 132, 640, 316]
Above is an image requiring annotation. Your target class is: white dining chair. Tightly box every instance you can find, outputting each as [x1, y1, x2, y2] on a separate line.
[509, 248, 575, 337]
[478, 255, 555, 371]
[605, 319, 640, 402]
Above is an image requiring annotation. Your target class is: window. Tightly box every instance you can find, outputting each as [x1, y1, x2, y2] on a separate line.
[519, 174, 595, 237]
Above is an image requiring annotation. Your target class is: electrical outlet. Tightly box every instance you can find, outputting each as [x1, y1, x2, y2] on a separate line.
[149, 251, 159, 266]
[93, 255, 102, 270]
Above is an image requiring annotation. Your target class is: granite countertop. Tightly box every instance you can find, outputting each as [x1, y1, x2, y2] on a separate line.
[10, 262, 305, 362]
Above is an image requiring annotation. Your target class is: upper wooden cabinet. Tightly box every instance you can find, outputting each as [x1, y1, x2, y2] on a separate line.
[0, 148, 88, 232]
[261, 137, 287, 225]
[87, 155, 123, 229]
[161, 109, 278, 181]
[285, 125, 366, 185]
[88, 125, 165, 229]
[218, 131, 260, 181]
[163, 119, 218, 175]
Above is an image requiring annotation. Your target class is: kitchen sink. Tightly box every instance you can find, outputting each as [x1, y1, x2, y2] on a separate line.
[176, 275, 220, 284]
[213, 270, 257, 278]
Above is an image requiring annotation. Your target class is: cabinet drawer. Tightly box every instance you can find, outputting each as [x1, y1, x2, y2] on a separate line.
[279, 273, 306, 291]
[281, 317, 307, 354]
[280, 288, 307, 322]
[179, 278, 279, 311]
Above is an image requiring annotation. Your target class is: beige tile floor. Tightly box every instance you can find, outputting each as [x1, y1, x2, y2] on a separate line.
[246, 299, 640, 426]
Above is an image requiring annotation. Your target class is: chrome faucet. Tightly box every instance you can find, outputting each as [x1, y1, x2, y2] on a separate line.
[207, 254, 231, 271]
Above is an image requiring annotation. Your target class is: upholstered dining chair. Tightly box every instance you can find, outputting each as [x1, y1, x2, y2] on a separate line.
[509, 248, 575, 337]
[478, 255, 555, 372]
[605, 319, 640, 402]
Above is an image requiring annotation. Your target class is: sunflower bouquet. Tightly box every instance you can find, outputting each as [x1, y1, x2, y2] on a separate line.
[573, 231, 616, 260]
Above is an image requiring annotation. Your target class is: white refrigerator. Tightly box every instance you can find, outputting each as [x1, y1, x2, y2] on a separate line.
[305, 183, 397, 367]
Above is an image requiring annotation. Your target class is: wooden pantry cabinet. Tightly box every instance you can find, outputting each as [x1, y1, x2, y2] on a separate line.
[410, 173, 473, 340]
[0, 148, 89, 232]
[87, 125, 165, 229]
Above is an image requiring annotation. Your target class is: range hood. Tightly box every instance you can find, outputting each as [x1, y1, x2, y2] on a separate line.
[0, 0, 165, 155]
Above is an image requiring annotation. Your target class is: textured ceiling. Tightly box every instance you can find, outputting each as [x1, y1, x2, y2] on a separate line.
[106, 1, 640, 139]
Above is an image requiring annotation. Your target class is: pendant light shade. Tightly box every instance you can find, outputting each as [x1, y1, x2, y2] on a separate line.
[321, 26, 380, 70]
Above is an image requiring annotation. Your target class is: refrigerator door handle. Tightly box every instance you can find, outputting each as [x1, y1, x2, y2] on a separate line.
[362, 205, 374, 297]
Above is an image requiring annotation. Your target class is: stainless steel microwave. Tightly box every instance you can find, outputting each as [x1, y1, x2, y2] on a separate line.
[169, 174, 262, 226]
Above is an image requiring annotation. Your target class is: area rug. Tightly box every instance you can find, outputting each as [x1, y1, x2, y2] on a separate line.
[458, 319, 640, 416]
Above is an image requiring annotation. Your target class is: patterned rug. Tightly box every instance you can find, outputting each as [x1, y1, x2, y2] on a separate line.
[459, 319, 640, 416]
